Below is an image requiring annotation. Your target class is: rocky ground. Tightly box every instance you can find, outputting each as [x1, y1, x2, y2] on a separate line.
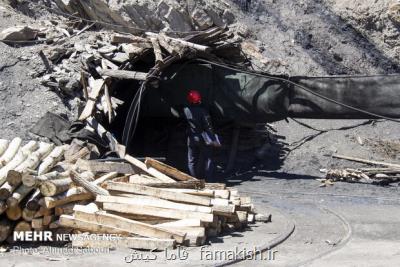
[0, 0, 400, 266]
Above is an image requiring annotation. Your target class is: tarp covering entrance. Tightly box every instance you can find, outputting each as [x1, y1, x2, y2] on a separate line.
[141, 64, 400, 125]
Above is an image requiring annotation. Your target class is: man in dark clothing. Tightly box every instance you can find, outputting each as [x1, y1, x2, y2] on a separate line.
[183, 90, 220, 181]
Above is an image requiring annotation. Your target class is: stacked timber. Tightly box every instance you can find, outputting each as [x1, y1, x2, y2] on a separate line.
[59, 157, 269, 250]
[0, 137, 269, 250]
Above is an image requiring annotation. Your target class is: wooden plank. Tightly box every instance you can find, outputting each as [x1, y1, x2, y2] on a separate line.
[96, 195, 212, 213]
[146, 32, 211, 52]
[157, 226, 206, 246]
[161, 188, 214, 197]
[332, 154, 400, 168]
[76, 159, 136, 174]
[98, 69, 147, 81]
[141, 181, 205, 189]
[73, 209, 185, 243]
[156, 219, 202, 228]
[145, 157, 198, 182]
[106, 182, 211, 206]
[70, 170, 110, 196]
[79, 79, 105, 121]
[124, 155, 176, 183]
[59, 215, 128, 235]
[102, 202, 214, 223]
[205, 183, 226, 190]
[72, 234, 175, 251]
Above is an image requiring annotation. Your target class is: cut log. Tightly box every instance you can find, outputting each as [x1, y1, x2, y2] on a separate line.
[102, 202, 214, 223]
[43, 187, 93, 209]
[40, 178, 71, 197]
[72, 234, 175, 251]
[14, 220, 32, 233]
[37, 145, 69, 175]
[73, 208, 185, 243]
[98, 69, 147, 81]
[79, 79, 105, 121]
[22, 208, 37, 221]
[22, 170, 70, 187]
[76, 159, 136, 174]
[0, 141, 38, 186]
[0, 200, 6, 215]
[0, 218, 13, 242]
[0, 182, 18, 200]
[25, 189, 42, 211]
[0, 137, 22, 166]
[59, 215, 128, 235]
[34, 206, 53, 218]
[70, 170, 110, 196]
[43, 215, 55, 226]
[0, 139, 9, 157]
[97, 195, 212, 213]
[145, 158, 197, 181]
[7, 185, 34, 207]
[9, 142, 54, 185]
[6, 204, 22, 221]
[31, 217, 43, 229]
[124, 155, 176, 183]
[106, 182, 211, 206]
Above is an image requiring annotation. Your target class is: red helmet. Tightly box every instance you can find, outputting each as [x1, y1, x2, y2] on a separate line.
[187, 90, 202, 104]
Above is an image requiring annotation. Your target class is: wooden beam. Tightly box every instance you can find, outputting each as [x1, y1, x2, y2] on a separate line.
[59, 215, 128, 235]
[98, 69, 147, 81]
[106, 182, 211, 206]
[102, 202, 214, 223]
[76, 159, 136, 174]
[70, 170, 110, 196]
[145, 158, 198, 182]
[146, 32, 211, 52]
[124, 155, 176, 183]
[96, 195, 212, 213]
[332, 154, 400, 169]
[79, 79, 105, 121]
[72, 234, 175, 251]
[73, 209, 185, 243]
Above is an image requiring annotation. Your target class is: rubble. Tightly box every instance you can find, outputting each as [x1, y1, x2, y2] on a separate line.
[0, 25, 39, 41]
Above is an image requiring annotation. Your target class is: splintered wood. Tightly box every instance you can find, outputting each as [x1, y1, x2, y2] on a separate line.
[0, 138, 269, 250]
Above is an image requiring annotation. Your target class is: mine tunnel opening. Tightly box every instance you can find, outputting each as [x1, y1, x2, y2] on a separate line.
[99, 72, 286, 178]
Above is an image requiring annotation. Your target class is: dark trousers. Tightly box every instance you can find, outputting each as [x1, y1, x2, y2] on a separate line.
[187, 137, 214, 182]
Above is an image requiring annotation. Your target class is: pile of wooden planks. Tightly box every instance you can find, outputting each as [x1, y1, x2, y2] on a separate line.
[0, 138, 270, 250]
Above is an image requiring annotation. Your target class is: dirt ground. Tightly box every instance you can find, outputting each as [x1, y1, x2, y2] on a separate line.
[0, 1, 400, 266]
